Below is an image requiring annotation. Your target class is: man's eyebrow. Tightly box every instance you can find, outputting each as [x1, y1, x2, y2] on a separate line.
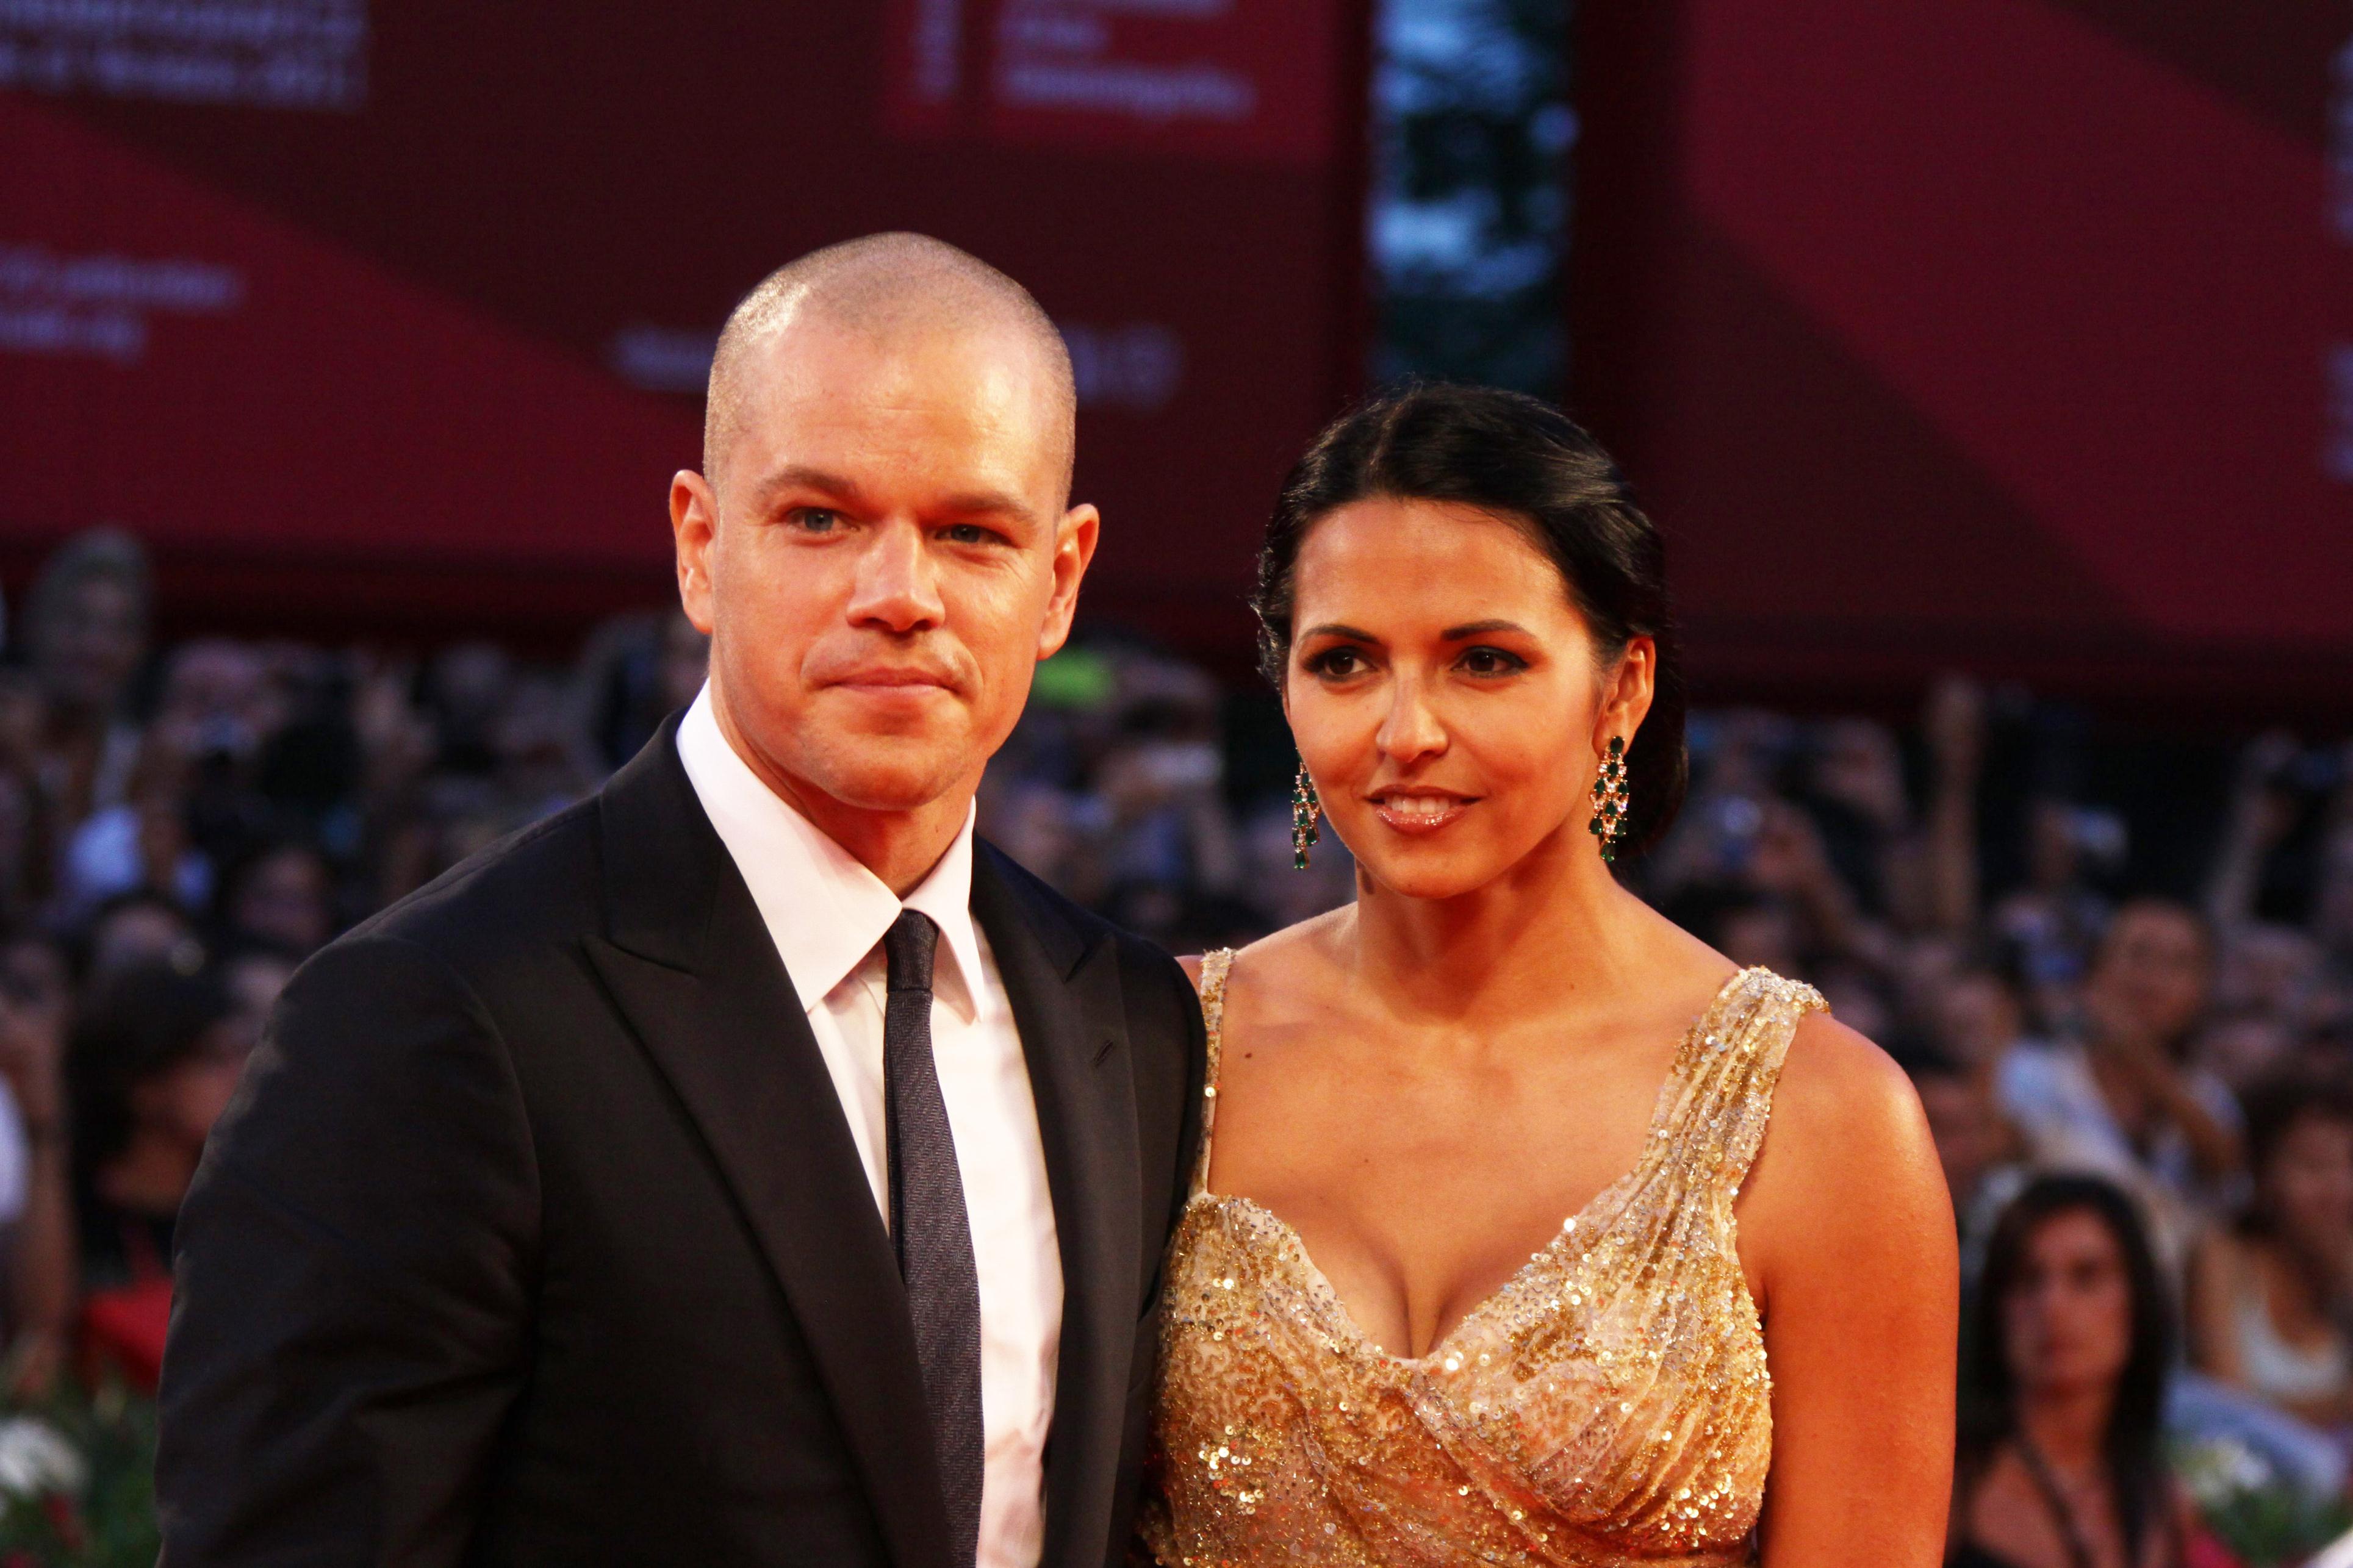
[747, 465, 870, 509]
[1298, 623, 1381, 643]
[1441, 619, 1529, 640]
[938, 489, 1040, 527]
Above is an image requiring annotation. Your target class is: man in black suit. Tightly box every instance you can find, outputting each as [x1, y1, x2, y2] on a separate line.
[157, 234, 1207, 1568]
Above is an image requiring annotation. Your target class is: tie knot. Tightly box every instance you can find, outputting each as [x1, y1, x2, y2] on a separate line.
[883, 909, 940, 995]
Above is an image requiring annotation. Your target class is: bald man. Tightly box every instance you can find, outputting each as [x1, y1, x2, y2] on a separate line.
[157, 235, 1209, 1568]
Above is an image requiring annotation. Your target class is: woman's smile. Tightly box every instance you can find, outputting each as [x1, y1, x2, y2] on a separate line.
[1366, 788, 1478, 834]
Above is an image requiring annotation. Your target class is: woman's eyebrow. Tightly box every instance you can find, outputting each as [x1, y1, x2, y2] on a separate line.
[1441, 619, 1529, 640]
[1299, 623, 1381, 643]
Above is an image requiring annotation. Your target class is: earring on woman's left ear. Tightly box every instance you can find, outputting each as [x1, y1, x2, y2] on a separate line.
[1291, 762, 1323, 870]
[1589, 736, 1631, 864]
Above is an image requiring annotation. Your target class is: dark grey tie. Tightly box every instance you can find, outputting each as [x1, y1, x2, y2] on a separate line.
[882, 910, 984, 1565]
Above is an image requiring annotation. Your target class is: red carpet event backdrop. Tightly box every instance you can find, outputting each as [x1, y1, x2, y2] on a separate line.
[6, 0, 2349, 704]
[0, 0, 1370, 650]
[1573, 0, 2353, 707]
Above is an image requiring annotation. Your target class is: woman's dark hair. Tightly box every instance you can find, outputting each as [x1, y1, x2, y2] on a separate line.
[1253, 382, 1687, 856]
[2240, 1069, 2353, 1186]
[1960, 1175, 2175, 1563]
[68, 961, 233, 1175]
[2236, 1067, 2353, 1239]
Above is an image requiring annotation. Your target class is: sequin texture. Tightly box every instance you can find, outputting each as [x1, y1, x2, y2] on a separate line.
[1138, 958, 1826, 1567]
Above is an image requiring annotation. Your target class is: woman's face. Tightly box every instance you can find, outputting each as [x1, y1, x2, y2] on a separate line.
[131, 1023, 250, 1158]
[2261, 1113, 2353, 1259]
[1283, 498, 1648, 901]
[2000, 1209, 2135, 1401]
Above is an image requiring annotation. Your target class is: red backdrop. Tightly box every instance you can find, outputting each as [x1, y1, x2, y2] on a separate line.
[1572, 0, 2353, 714]
[0, 1, 1370, 653]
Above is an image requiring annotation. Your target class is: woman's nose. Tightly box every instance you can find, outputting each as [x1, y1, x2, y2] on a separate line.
[1374, 676, 1446, 763]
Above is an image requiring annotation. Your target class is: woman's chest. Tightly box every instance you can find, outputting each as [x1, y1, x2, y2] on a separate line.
[1207, 1048, 1672, 1323]
[1153, 1191, 1774, 1554]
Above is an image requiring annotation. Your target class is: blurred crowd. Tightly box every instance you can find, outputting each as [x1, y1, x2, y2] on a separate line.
[0, 528, 2348, 1562]
[1629, 697, 2353, 1563]
[0, 529, 709, 1396]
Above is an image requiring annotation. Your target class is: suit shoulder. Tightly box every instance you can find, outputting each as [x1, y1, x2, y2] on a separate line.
[972, 841, 1190, 1017]
[337, 796, 602, 972]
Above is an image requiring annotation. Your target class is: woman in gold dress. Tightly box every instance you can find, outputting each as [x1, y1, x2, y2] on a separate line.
[1140, 385, 1958, 1566]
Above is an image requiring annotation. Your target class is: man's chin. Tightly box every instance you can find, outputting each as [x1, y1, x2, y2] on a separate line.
[797, 745, 977, 817]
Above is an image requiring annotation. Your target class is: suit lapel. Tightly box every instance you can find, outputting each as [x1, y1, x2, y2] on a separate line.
[971, 845, 1141, 1568]
[586, 722, 955, 1568]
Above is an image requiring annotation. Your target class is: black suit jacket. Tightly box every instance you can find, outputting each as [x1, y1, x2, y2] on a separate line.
[156, 716, 1206, 1568]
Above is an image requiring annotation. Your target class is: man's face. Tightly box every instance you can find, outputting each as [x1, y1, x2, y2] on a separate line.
[673, 315, 1093, 820]
[2094, 904, 2211, 1047]
[34, 577, 145, 716]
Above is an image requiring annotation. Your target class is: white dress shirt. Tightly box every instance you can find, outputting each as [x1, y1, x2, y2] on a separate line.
[677, 687, 1062, 1568]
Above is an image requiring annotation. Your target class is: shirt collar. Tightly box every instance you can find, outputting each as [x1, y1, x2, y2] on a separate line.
[675, 685, 984, 1020]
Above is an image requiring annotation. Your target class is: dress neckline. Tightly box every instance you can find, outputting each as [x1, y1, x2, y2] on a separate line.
[1192, 961, 1758, 1367]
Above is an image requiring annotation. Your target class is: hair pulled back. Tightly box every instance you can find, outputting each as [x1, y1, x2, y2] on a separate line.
[1252, 382, 1687, 858]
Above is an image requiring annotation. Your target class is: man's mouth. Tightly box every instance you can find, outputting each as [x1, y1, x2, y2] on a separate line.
[830, 667, 956, 692]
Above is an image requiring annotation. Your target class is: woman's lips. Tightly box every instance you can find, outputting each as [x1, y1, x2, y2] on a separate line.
[1368, 793, 1474, 835]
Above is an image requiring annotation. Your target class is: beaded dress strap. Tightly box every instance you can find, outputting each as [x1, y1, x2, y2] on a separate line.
[1190, 948, 1236, 1198]
[1663, 968, 1826, 1198]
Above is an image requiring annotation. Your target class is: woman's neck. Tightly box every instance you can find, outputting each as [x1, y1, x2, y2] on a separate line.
[1345, 820, 1644, 1029]
[98, 1130, 199, 1217]
[2019, 1385, 2113, 1473]
[2260, 1226, 2343, 1316]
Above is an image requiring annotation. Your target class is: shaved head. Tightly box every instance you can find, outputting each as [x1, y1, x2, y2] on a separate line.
[703, 232, 1076, 499]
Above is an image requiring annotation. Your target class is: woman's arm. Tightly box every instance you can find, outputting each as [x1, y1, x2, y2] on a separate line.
[2183, 1230, 2246, 1386]
[1744, 1013, 1959, 1568]
[0, 989, 74, 1398]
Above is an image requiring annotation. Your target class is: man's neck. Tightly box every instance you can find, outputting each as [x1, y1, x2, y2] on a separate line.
[789, 789, 971, 898]
[708, 691, 974, 898]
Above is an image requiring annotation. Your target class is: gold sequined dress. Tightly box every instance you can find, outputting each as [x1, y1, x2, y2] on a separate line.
[1139, 956, 1826, 1567]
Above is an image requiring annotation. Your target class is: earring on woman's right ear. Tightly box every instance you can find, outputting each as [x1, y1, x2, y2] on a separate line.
[1291, 762, 1323, 870]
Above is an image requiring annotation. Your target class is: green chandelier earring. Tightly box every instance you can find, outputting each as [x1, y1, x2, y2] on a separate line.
[1291, 762, 1323, 870]
[1588, 736, 1631, 864]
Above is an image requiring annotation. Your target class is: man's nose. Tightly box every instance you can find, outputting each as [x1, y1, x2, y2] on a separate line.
[846, 520, 945, 634]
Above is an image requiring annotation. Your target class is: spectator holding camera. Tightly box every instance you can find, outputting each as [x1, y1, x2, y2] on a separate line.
[1997, 901, 2241, 1268]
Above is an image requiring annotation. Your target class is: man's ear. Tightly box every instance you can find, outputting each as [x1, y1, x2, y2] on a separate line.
[1036, 503, 1101, 661]
[672, 470, 720, 635]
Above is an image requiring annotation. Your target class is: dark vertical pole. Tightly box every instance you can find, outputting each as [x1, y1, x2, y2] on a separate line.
[1325, 0, 1382, 423]
[1563, 0, 1689, 482]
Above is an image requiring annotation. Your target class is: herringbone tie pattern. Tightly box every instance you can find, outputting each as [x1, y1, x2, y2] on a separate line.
[883, 909, 983, 1566]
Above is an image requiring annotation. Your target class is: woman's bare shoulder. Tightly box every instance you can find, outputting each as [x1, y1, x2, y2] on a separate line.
[1234, 908, 1353, 984]
[1176, 906, 1351, 996]
[1745, 1009, 1953, 1283]
[1774, 1011, 1925, 1139]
